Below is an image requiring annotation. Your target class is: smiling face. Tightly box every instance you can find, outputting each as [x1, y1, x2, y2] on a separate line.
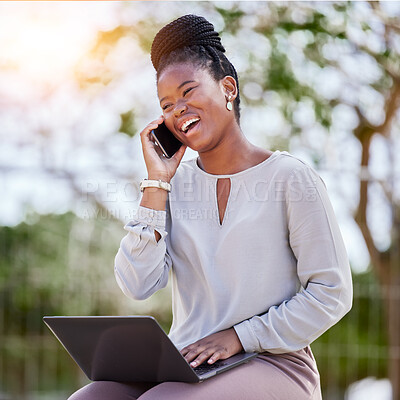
[157, 62, 238, 154]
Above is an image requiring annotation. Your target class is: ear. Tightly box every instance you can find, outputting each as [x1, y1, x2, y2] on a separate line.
[220, 76, 238, 100]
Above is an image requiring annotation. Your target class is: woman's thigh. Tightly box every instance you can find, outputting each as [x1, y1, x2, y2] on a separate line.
[67, 347, 321, 400]
[138, 347, 321, 400]
[67, 381, 156, 400]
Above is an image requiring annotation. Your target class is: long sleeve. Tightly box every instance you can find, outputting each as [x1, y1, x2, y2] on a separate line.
[233, 165, 353, 354]
[114, 206, 172, 301]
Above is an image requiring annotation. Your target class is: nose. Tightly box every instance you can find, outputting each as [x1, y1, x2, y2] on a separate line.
[174, 102, 187, 118]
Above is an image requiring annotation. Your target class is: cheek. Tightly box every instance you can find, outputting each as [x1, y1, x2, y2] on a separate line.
[162, 108, 175, 124]
[203, 98, 227, 121]
[192, 92, 224, 114]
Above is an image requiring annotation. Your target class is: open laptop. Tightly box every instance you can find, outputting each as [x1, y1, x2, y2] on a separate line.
[43, 316, 258, 383]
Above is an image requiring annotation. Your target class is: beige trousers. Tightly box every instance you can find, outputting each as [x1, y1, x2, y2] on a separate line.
[68, 346, 322, 400]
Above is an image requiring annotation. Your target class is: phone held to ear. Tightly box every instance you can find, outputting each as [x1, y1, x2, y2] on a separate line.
[151, 122, 183, 158]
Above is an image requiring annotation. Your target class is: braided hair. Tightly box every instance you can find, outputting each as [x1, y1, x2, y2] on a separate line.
[151, 14, 241, 122]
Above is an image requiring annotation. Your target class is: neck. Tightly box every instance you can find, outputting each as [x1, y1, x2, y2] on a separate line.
[197, 125, 261, 175]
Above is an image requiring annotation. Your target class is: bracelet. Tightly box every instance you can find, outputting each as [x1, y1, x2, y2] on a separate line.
[140, 179, 171, 193]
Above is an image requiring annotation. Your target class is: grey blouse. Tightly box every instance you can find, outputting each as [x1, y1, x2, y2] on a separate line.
[114, 150, 353, 353]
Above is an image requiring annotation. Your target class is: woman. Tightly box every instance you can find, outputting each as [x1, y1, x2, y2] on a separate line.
[69, 14, 352, 399]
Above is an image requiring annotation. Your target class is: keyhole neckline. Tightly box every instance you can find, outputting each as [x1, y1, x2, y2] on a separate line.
[216, 177, 231, 226]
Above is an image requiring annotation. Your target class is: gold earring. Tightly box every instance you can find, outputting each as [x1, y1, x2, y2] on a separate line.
[226, 95, 233, 111]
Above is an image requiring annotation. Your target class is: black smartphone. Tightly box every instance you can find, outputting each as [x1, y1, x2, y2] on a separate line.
[151, 122, 183, 158]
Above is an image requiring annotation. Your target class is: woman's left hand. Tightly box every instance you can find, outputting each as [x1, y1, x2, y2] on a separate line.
[180, 328, 244, 367]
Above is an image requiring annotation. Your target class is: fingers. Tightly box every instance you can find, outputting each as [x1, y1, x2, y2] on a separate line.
[139, 116, 185, 182]
[180, 328, 244, 368]
[208, 351, 222, 364]
[171, 143, 187, 163]
[181, 343, 226, 367]
[191, 350, 223, 367]
[140, 116, 164, 146]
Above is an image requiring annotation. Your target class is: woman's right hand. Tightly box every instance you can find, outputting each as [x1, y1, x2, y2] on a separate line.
[140, 116, 187, 182]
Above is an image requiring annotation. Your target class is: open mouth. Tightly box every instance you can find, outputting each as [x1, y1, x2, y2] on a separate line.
[181, 118, 200, 134]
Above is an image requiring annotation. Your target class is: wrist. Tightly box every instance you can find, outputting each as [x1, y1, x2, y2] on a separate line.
[147, 172, 171, 183]
[140, 179, 171, 193]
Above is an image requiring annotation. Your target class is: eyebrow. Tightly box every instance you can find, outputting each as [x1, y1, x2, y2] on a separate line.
[159, 80, 196, 104]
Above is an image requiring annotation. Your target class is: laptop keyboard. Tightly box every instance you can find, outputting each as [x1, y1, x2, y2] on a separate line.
[193, 360, 227, 375]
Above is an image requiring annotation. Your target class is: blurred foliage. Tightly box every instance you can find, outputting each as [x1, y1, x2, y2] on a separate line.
[0, 213, 172, 397]
[0, 212, 121, 332]
[92, 26, 135, 58]
[215, 6, 245, 35]
[119, 109, 137, 137]
[134, 20, 164, 54]
[0, 212, 172, 326]
[313, 270, 388, 398]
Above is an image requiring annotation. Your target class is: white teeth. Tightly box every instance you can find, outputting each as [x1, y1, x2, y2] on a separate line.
[181, 118, 200, 132]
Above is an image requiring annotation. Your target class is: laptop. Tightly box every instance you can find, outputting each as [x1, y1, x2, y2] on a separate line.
[43, 316, 258, 383]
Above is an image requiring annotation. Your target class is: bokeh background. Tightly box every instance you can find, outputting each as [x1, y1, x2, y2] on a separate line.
[0, 1, 399, 399]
